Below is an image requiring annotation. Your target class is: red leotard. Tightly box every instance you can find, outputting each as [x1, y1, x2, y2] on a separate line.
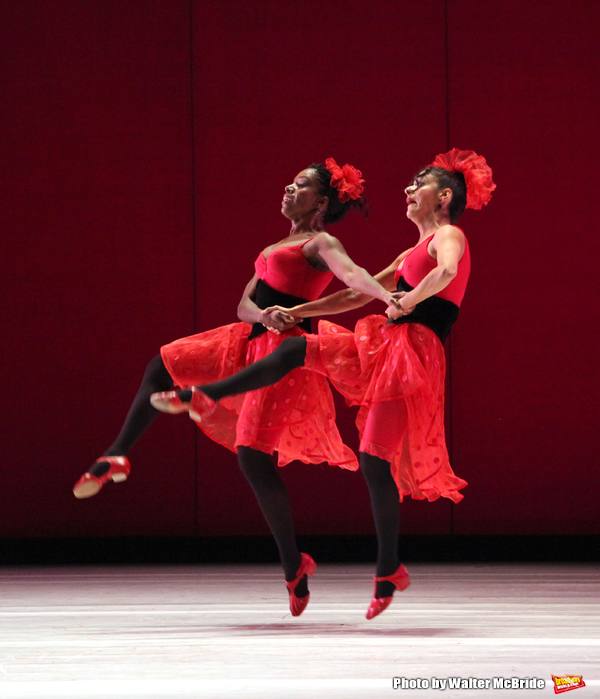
[161, 239, 357, 470]
[254, 241, 332, 300]
[396, 229, 470, 306]
[304, 229, 470, 502]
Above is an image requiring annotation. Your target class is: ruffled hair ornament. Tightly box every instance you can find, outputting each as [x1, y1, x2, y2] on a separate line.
[325, 157, 365, 202]
[430, 148, 496, 209]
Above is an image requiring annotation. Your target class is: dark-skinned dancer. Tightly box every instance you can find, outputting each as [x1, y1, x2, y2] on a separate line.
[74, 158, 400, 616]
[152, 150, 496, 619]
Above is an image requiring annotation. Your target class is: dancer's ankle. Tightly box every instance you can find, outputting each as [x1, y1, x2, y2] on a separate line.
[374, 580, 396, 598]
[89, 452, 124, 477]
[199, 384, 219, 402]
[375, 562, 401, 598]
[289, 575, 308, 598]
[284, 552, 309, 599]
[176, 387, 218, 403]
[89, 461, 110, 477]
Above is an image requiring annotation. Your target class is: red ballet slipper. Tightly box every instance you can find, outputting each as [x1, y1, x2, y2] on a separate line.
[188, 388, 216, 423]
[150, 390, 190, 414]
[285, 553, 317, 617]
[366, 564, 410, 620]
[73, 456, 131, 499]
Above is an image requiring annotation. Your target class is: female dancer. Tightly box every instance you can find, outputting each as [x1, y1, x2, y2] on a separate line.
[152, 149, 496, 619]
[74, 158, 400, 616]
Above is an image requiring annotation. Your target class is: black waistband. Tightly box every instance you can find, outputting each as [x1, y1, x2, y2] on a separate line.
[249, 279, 313, 340]
[386, 277, 459, 343]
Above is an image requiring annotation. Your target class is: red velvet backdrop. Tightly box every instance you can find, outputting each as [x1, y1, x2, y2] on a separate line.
[1, 0, 598, 539]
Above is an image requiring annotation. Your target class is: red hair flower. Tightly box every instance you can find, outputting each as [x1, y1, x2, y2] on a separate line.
[325, 157, 365, 202]
[430, 148, 496, 209]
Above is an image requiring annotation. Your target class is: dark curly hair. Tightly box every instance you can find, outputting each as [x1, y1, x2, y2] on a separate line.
[309, 163, 368, 225]
[412, 166, 467, 224]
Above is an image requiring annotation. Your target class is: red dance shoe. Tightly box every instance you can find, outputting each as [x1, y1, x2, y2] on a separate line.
[188, 388, 216, 424]
[285, 552, 317, 617]
[366, 564, 410, 620]
[150, 388, 216, 423]
[73, 456, 131, 499]
[150, 390, 190, 414]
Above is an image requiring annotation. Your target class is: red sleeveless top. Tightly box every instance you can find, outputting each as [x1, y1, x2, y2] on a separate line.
[395, 229, 470, 307]
[254, 240, 333, 301]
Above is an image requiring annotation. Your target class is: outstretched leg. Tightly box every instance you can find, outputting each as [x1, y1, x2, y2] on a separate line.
[237, 446, 308, 599]
[178, 336, 307, 404]
[74, 354, 174, 497]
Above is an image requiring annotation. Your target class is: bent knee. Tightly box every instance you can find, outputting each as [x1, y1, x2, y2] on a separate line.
[144, 353, 173, 390]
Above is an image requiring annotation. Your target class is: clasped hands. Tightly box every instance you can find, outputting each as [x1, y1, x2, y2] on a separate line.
[260, 306, 299, 334]
[386, 291, 415, 320]
[260, 291, 415, 334]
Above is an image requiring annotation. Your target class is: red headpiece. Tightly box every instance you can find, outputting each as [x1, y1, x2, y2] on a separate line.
[430, 148, 496, 210]
[325, 157, 365, 202]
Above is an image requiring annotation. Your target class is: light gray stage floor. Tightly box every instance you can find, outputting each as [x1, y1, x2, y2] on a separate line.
[0, 563, 598, 698]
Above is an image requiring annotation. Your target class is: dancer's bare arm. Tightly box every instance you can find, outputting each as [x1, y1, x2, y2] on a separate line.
[302, 233, 401, 306]
[387, 226, 464, 319]
[263, 249, 412, 320]
[238, 274, 299, 332]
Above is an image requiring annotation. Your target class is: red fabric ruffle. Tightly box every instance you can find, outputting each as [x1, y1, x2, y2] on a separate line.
[430, 148, 496, 210]
[305, 316, 467, 502]
[325, 157, 365, 202]
[161, 323, 357, 470]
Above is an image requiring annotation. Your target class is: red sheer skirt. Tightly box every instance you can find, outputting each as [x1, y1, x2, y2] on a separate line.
[161, 323, 357, 470]
[305, 315, 467, 502]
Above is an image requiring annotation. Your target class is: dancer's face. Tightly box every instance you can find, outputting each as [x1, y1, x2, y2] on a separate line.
[281, 169, 325, 221]
[404, 171, 446, 221]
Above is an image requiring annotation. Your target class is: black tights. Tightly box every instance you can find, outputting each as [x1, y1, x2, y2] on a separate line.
[94, 342, 398, 598]
[181, 335, 401, 595]
[179, 336, 308, 404]
[90, 354, 308, 596]
[90, 354, 173, 476]
[238, 446, 307, 597]
[191, 337, 308, 594]
[360, 452, 401, 598]
[236, 449, 398, 599]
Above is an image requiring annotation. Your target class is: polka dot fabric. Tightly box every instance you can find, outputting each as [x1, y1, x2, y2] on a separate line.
[305, 315, 467, 502]
[161, 322, 357, 471]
